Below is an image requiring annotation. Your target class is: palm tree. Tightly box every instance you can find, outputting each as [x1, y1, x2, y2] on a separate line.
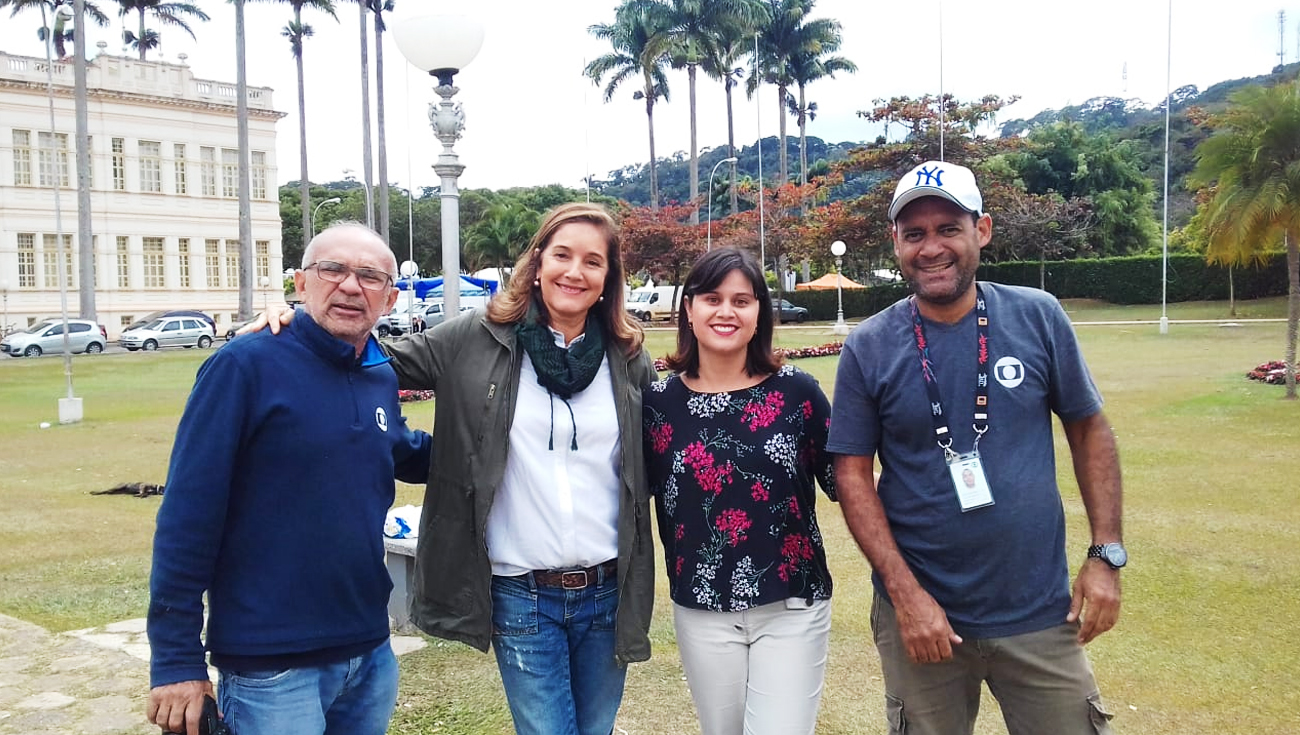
[114, 0, 208, 61]
[464, 201, 541, 273]
[786, 24, 854, 185]
[701, 30, 755, 216]
[750, 0, 841, 186]
[632, 0, 765, 223]
[369, 0, 394, 243]
[587, 3, 671, 211]
[1, 0, 109, 59]
[355, 0, 373, 230]
[277, 0, 338, 250]
[234, 0, 253, 318]
[1190, 81, 1300, 399]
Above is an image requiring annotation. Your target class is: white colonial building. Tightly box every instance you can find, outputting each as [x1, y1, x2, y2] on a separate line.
[0, 47, 286, 338]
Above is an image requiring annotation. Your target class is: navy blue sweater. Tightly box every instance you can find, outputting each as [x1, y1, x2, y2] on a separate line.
[147, 312, 431, 687]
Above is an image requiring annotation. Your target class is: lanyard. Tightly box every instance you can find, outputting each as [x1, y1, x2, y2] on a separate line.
[908, 285, 989, 461]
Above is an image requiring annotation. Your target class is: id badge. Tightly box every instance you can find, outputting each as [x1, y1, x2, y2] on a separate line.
[948, 452, 995, 512]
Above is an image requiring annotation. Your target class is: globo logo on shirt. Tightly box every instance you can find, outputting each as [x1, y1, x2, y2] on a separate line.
[375, 406, 388, 432]
[994, 356, 1025, 388]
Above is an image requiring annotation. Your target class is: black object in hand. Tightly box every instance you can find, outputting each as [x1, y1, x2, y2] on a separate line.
[161, 694, 232, 735]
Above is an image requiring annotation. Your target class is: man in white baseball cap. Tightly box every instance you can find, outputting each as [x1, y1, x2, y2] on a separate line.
[887, 160, 984, 222]
[827, 160, 1125, 735]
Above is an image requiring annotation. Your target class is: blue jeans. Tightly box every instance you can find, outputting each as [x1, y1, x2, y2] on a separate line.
[216, 639, 398, 735]
[491, 571, 628, 735]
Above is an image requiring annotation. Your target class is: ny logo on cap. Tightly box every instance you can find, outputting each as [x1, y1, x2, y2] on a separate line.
[914, 165, 944, 188]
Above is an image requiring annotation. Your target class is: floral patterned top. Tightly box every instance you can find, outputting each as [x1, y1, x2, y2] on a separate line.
[643, 365, 837, 612]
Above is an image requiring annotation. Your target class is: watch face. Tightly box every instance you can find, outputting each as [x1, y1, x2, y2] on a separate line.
[1104, 543, 1127, 567]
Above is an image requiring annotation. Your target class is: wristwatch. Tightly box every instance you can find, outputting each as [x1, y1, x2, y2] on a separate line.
[1087, 542, 1127, 569]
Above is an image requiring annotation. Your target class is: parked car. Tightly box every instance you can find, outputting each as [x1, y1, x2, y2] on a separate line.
[624, 285, 681, 322]
[224, 317, 257, 341]
[1, 318, 108, 357]
[120, 316, 215, 351]
[410, 302, 475, 331]
[773, 299, 810, 324]
[123, 310, 216, 333]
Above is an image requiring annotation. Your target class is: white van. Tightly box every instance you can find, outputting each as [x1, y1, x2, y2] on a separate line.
[624, 285, 682, 322]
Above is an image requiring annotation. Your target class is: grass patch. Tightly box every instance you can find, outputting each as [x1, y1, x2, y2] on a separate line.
[1, 306, 1297, 733]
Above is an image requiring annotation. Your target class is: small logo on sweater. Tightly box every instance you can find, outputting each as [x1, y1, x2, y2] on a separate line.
[993, 356, 1025, 388]
[375, 407, 388, 432]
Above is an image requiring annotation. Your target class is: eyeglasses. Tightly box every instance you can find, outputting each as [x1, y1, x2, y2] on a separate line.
[304, 261, 394, 292]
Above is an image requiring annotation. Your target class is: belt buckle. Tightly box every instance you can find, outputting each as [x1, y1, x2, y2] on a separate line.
[559, 570, 589, 589]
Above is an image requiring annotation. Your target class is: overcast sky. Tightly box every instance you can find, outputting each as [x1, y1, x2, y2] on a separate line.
[0, 1, 1293, 192]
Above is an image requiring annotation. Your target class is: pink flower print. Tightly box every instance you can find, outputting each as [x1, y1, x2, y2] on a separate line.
[781, 533, 814, 562]
[801, 400, 813, 419]
[788, 495, 802, 520]
[714, 508, 752, 547]
[683, 441, 712, 469]
[697, 461, 734, 496]
[675, 524, 685, 541]
[751, 481, 769, 502]
[741, 392, 786, 431]
[675, 556, 684, 576]
[777, 533, 814, 581]
[649, 423, 673, 454]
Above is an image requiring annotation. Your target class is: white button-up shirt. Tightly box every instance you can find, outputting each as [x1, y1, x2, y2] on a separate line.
[487, 331, 621, 576]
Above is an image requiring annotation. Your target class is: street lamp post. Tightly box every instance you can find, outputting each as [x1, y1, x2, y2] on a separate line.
[393, 12, 485, 318]
[1, 280, 8, 335]
[831, 240, 848, 335]
[312, 197, 342, 236]
[258, 275, 270, 313]
[707, 156, 738, 252]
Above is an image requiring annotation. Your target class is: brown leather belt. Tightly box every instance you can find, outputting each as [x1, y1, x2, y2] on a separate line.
[531, 560, 618, 590]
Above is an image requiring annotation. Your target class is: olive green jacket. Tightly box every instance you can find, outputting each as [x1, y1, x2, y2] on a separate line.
[384, 309, 658, 664]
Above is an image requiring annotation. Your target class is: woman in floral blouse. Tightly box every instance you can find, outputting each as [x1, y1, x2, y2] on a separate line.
[643, 247, 837, 735]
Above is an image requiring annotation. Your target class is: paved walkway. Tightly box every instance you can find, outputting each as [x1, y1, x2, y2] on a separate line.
[0, 614, 426, 735]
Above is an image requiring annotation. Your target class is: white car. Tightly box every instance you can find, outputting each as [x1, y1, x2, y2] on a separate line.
[1, 319, 108, 357]
[120, 316, 215, 351]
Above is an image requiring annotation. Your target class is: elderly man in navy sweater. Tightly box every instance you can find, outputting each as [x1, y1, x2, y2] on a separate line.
[147, 223, 431, 735]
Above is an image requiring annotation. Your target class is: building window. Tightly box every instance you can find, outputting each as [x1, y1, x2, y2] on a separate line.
[255, 240, 270, 280]
[139, 141, 161, 193]
[12, 130, 32, 186]
[251, 151, 267, 199]
[205, 238, 220, 288]
[116, 236, 130, 288]
[225, 239, 240, 287]
[120, 315, 134, 329]
[221, 148, 238, 198]
[143, 237, 165, 288]
[38, 132, 70, 187]
[173, 144, 187, 194]
[41, 234, 75, 289]
[17, 234, 36, 288]
[178, 238, 191, 288]
[111, 137, 126, 190]
[200, 146, 216, 197]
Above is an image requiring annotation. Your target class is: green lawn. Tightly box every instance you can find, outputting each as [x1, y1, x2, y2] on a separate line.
[0, 305, 1296, 734]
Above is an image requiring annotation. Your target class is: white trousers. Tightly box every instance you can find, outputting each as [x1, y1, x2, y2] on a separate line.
[673, 598, 832, 735]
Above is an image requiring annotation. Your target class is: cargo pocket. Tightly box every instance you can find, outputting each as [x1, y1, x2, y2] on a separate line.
[1087, 693, 1115, 734]
[885, 694, 907, 734]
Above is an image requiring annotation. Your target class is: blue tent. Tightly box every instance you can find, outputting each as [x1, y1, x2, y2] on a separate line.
[395, 275, 498, 300]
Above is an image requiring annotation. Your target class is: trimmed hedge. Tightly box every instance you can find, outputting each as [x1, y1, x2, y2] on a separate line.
[781, 253, 1290, 319]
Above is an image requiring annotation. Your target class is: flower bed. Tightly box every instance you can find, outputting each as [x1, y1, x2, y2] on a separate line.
[1246, 360, 1294, 385]
[653, 342, 844, 372]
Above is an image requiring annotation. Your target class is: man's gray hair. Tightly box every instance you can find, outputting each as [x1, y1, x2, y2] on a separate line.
[301, 222, 398, 275]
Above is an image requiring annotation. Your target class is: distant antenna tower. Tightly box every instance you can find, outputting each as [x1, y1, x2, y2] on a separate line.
[1280, 10, 1287, 67]
[1122, 61, 1128, 94]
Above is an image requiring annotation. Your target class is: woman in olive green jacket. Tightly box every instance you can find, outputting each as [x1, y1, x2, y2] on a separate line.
[385, 202, 656, 735]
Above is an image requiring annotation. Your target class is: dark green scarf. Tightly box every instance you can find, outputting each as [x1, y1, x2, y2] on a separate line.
[515, 302, 607, 450]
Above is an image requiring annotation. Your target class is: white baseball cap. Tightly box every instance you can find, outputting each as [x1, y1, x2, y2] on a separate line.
[888, 161, 983, 222]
